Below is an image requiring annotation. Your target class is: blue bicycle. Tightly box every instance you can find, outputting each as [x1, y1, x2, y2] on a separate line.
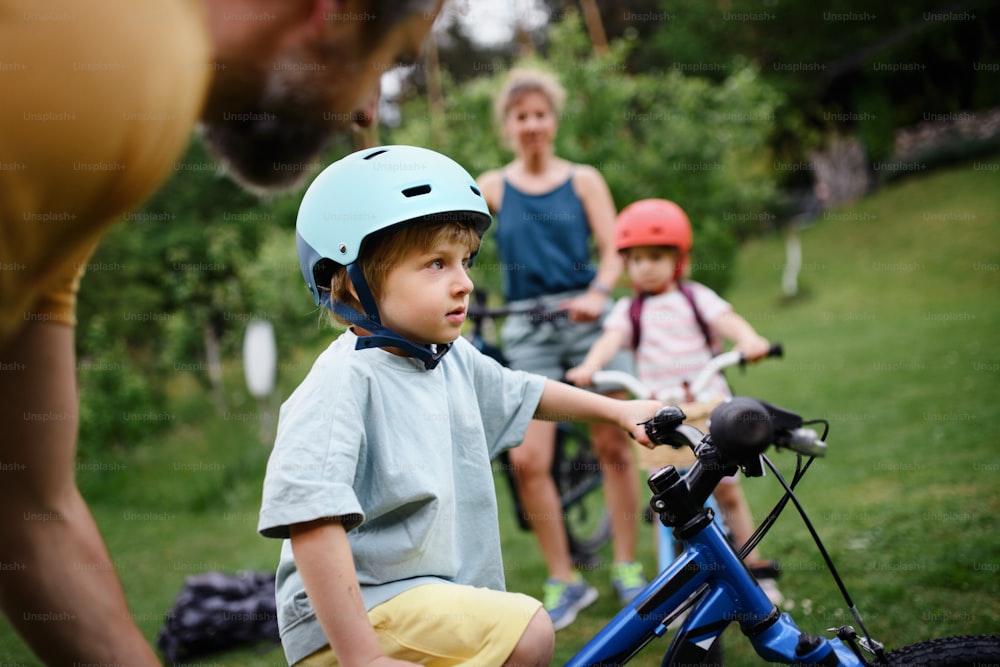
[566, 397, 1000, 666]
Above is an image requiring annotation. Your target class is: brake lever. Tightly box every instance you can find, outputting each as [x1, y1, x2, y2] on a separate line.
[642, 405, 704, 449]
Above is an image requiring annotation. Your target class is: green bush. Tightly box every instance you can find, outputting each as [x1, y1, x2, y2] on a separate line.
[76, 316, 167, 500]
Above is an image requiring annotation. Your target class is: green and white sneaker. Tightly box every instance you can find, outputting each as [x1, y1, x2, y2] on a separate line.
[543, 575, 598, 631]
[611, 561, 647, 604]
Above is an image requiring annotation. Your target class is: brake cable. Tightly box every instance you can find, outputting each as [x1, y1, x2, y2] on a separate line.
[737, 418, 886, 664]
[738, 419, 828, 558]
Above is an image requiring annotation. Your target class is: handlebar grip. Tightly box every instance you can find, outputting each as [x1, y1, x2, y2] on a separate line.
[708, 397, 775, 459]
[644, 405, 688, 446]
[778, 427, 827, 457]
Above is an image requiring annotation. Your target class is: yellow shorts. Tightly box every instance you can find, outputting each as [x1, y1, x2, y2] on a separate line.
[295, 583, 543, 667]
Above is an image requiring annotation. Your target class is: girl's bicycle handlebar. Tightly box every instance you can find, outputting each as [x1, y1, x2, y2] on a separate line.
[592, 343, 783, 403]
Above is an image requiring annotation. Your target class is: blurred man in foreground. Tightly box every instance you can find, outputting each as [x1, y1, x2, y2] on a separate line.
[0, 1, 442, 663]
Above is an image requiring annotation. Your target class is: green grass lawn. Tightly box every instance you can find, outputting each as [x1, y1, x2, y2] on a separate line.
[2, 157, 998, 665]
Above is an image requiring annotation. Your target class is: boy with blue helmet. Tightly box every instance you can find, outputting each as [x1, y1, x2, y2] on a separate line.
[295, 144, 494, 370]
[259, 145, 664, 666]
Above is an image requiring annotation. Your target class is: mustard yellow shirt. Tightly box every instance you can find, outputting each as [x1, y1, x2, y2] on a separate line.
[0, 0, 211, 344]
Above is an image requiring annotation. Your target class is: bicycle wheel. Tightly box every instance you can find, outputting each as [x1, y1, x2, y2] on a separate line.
[553, 422, 612, 566]
[884, 635, 1000, 666]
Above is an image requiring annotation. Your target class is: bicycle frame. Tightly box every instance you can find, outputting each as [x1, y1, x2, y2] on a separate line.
[566, 516, 861, 666]
[561, 396, 1000, 667]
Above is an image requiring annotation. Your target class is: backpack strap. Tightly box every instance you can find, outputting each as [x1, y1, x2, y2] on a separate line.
[628, 292, 648, 350]
[677, 281, 718, 354]
[630, 283, 718, 354]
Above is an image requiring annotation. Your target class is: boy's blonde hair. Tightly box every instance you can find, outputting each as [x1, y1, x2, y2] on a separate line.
[493, 67, 566, 142]
[326, 217, 482, 327]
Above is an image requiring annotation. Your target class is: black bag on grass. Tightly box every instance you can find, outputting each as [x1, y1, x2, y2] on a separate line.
[156, 570, 280, 663]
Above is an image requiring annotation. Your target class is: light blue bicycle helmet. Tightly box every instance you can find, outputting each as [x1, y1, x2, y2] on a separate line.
[296, 145, 492, 369]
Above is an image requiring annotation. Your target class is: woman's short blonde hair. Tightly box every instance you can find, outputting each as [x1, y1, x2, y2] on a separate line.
[493, 67, 567, 134]
[325, 217, 482, 327]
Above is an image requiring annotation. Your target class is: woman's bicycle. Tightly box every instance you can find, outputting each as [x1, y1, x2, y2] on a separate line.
[564, 397, 1000, 666]
[466, 290, 612, 566]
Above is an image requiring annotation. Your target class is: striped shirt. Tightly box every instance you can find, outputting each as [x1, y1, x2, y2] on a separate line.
[605, 283, 732, 401]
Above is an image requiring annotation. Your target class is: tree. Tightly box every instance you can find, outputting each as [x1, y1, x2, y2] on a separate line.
[430, 0, 998, 189]
[594, 0, 999, 164]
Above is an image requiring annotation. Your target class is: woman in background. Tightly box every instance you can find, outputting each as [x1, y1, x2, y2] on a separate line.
[477, 68, 646, 631]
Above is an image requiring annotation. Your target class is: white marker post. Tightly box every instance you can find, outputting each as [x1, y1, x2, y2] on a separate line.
[243, 319, 277, 443]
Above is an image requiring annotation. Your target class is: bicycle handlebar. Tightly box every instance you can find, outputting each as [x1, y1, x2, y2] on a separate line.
[710, 397, 826, 459]
[592, 343, 783, 402]
[466, 300, 569, 326]
[685, 342, 783, 400]
[644, 396, 826, 463]
[588, 369, 651, 399]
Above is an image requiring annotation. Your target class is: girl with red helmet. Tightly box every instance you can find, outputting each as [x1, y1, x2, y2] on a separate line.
[567, 198, 784, 604]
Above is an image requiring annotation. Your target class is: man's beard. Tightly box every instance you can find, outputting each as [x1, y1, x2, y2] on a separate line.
[199, 57, 360, 196]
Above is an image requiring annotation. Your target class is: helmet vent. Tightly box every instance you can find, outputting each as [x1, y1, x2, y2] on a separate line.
[362, 149, 389, 160]
[470, 185, 482, 196]
[402, 184, 431, 198]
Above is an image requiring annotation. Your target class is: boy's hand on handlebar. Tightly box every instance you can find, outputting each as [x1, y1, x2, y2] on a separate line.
[620, 400, 664, 448]
[736, 335, 771, 362]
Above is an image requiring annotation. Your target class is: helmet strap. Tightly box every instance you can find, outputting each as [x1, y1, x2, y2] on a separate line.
[330, 263, 451, 370]
[347, 263, 381, 326]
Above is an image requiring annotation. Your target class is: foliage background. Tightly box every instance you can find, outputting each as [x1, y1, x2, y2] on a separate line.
[387, 12, 784, 298]
[74, 3, 1000, 454]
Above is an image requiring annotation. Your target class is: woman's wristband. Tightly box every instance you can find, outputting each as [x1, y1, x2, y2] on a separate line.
[589, 281, 612, 296]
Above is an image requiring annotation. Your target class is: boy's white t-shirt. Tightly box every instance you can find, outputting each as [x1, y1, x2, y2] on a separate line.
[258, 331, 545, 664]
[604, 282, 733, 400]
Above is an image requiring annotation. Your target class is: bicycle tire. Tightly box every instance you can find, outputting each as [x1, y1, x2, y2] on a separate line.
[884, 634, 1000, 666]
[553, 422, 612, 566]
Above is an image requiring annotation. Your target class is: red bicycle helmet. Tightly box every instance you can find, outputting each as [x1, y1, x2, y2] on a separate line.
[615, 198, 693, 252]
[616, 199, 693, 279]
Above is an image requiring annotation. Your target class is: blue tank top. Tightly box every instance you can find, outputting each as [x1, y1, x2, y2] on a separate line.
[495, 175, 595, 301]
